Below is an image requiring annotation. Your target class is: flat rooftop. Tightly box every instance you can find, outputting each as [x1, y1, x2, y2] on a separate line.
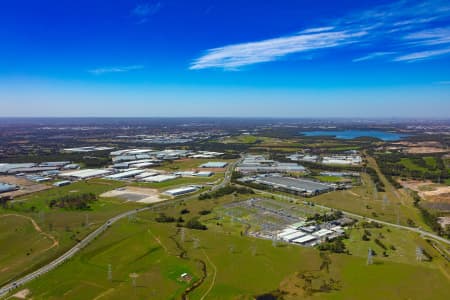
[256, 176, 332, 192]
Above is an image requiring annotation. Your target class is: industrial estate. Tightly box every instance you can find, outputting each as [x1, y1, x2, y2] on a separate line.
[0, 118, 449, 300]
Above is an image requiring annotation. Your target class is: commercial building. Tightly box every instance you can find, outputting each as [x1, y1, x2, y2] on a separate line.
[142, 174, 178, 183]
[0, 183, 19, 194]
[200, 162, 228, 168]
[164, 186, 198, 196]
[62, 146, 114, 153]
[237, 155, 305, 174]
[253, 175, 333, 197]
[53, 180, 72, 187]
[322, 154, 362, 165]
[287, 154, 319, 163]
[104, 169, 145, 180]
[60, 169, 112, 180]
[135, 172, 159, 179]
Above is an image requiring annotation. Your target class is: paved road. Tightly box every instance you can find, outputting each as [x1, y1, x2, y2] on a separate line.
[255, 189, 450, 246]
[0, 159, 239, 298]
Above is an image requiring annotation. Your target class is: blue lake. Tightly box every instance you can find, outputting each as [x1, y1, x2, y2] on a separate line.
[300, 130, 407, 141]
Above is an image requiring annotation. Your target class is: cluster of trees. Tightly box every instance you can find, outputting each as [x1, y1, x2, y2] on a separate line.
[317, 237, 347, 253]
[198, 185, 254, 200]
[155, 213, 178, 223]
[1, 151, 112, 167]
[375, 153, 448, 183]
[362, 229, 371, 241]
[307, 211, 343, 223]
[412, 192, 450, 238]
[365, 167, 385, 192]
[48, 193, 97, 210]
[184, 217, 207, 230]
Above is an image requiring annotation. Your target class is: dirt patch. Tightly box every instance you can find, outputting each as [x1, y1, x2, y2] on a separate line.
[0, 175, 50, 198]
[11, 288, 30, 299]
[405, 147, 448, 154]
[101, 186, 165, 204]
[401, 180, 450, 203]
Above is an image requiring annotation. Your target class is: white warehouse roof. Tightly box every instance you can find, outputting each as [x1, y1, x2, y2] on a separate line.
[61, 169, 112, 179]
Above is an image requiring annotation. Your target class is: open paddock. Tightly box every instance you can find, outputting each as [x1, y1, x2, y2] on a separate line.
[100, 186, 165, 204]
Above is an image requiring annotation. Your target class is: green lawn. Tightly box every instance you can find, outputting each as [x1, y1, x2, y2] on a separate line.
[314, 176, 348, 183]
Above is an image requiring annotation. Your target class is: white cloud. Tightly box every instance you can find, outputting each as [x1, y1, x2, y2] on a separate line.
[190, 30, 367, 70]
[393, 47, 450, 61]
[403, 27, 450, 46]
[190, 0, 450, 70]
[89, 65, 144, 75]
[352, 52, 396, 62]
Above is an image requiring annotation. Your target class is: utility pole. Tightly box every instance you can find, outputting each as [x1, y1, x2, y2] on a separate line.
[383, 195, 389, 210]
[180, 228, 185, 243]
[416, 246, 424, 262]
[367, 248, 373, 265]
[107, 264, 112, 282]
[272, 232, 278, 247]
[129, 273, 139, 295]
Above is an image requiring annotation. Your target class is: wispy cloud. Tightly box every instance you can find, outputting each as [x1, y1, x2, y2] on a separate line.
[190, 30, 366, 70]
[89, 65, 144, 75]
[353, 52, 396, 62]
[190, 0, 450, 70]
[131, 2, 162, 24]
[403, 27, 450, 46]
[393, 47, 450, 62]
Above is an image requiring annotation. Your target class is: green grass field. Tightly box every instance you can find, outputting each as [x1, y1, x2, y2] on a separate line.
[131, 174, 222, 191]
[10, 191, 450, 300]
[154, 158, 235, 172]
[0, 215, 55, 286]
[0, 179, 143, 286]
[313, 176, 348, 183]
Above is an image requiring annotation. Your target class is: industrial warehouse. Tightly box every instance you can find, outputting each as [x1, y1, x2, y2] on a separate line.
[237, 155, 306, 174]
[240, 174, 334, 197]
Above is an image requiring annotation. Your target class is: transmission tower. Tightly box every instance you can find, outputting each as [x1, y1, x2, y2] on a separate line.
[416, 246, 424, 262]
[229, 244, 234, 254]
[382, 195, 389, 210]
[107, 264, 112, 282]
[367, 248, 373, 265]
[193, 237, 200, 249]
[180, 228, 185, 243]
[85, 214, 89, 227]
[129, 273, 139, 295]
[272, 232, 278, 247]
[38, 211, 45, 223]
[373, 187, 378, 201]
[128, 213, 136, 223]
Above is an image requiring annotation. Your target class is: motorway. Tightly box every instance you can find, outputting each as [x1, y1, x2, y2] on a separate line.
[0, 159, 239, 298]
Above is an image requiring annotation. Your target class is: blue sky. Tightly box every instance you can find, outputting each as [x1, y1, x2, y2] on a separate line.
[1, 0, 450, 117]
